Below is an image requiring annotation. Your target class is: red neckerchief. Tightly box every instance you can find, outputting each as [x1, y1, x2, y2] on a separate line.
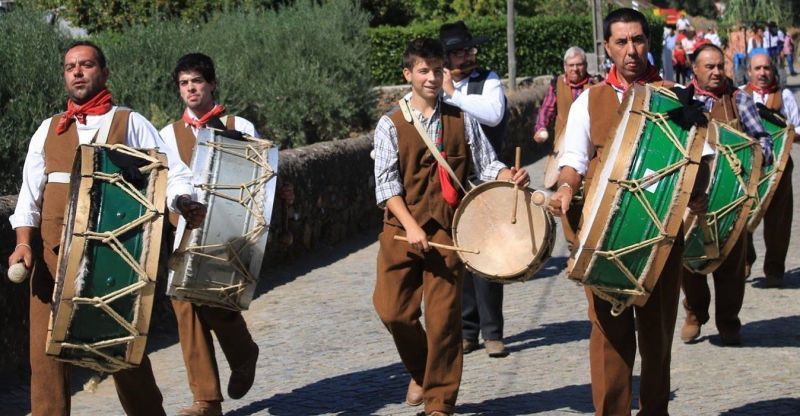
[56, 89, 114, 134]
[691, 79, 728, 100]
[747, 82, 778, 100]
[565, 75, 591, 89]
[605, 64, 661, 93]
[182, 104, 225, 129]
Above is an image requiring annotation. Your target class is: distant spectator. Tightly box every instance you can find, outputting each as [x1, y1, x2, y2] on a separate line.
[705, 28, 721, 47]
[673, 42, 690, 84]
[729, 25, 747, 74]
[677, 14, 690, 31]
[748, 26, 764, 54]
[784, 33, 797, 76]
[682, 27, 699, 62]
[764, 21, 784, 59]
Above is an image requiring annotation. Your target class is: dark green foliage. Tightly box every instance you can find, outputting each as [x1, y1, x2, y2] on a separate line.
[0, 7, 71, 195]
[668, 0, 718, 19]
[368, 15, 664, 85]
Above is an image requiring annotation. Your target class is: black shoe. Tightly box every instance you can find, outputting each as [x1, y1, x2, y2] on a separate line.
[228, 343, 259, 399]
[765, 275, 785, 288]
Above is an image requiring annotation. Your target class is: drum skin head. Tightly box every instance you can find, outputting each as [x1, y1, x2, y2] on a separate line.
[453, 180, 554, 282]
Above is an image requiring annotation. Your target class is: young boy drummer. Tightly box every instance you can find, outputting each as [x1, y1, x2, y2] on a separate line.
[372, 37, 528, 416]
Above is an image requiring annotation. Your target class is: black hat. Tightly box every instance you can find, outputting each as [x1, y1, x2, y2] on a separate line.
[439, 21, 489, 52]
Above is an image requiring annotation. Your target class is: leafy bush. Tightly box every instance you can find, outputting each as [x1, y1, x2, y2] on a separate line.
[368, 14, 664, 85]
[0, 7, 71, 195]
[91, 0, 375, 147]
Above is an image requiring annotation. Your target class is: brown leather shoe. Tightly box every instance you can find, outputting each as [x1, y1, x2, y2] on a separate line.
[177, 401, 222, 416]
[406, 378, 423, 406]
[228, 343, 259, 399]
[462, 338, 479, 354]
[484, 339, 508, 358]
[680, 310, 701, 344]
[429, 411, 451, 416]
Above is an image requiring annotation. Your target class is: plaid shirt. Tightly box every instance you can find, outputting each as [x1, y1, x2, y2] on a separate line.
[373, 96, 506, 207]
[695, 90, 773, 164]
[533, 76, 589, 132]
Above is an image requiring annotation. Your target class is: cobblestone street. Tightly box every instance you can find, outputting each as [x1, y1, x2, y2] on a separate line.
[2, 87, 800, 415]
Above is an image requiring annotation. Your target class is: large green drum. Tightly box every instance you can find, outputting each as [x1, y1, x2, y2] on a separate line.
[569, 84, 706, 315]
[747, 108, 795, 231]
[683, 121, 762, 274]
[46, 144, 168, 373]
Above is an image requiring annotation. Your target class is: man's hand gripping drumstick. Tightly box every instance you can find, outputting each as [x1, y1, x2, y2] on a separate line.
[169, 194, 207, 269]
[547, 165, 580, 244]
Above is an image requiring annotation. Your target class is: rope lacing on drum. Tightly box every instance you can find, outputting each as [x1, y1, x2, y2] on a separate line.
[178, 136, 275, 310]
[60, 144, 167, 374]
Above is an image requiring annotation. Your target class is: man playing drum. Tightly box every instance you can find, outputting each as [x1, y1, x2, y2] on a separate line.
[681, 44, 773, 346]
[159, 53, 261, 416]
[549, 8, 699, 415]
[742, 51, 800, 288]
[373, 37, 528, 416]
[7, 41, 205, 416]
[439, 20, 510, 358]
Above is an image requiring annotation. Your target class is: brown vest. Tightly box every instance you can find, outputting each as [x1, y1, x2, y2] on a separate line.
[40, 110, 130, 273]
[554, 75, 595, 138]
[168, 115, 236, 226]
[583, 81, 673, 194]
[708, 92, 742, 132]
[385, 103, 470, 229]
[743, 85, 783, 112]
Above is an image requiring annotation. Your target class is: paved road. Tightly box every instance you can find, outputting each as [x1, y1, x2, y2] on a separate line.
[2, 85, 800, 415]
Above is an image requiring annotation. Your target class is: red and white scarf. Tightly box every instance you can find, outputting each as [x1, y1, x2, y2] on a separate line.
[56, 89, 114, 134]
[605, 64, 662, 93]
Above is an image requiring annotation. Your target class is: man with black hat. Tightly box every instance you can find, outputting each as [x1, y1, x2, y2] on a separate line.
[439, 20, 510, 358]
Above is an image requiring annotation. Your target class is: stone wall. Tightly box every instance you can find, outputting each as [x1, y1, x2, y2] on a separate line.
[0, 81, 549, 378]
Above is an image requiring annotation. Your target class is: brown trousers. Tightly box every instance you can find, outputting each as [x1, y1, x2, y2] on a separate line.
[30, 259, 165, 416]
[374, 221, 464, 415]
[683, 233, 748, 334]
[172, 299, 256, 402]
[586, 234, 684, 416]
[746, 158, 793, 277]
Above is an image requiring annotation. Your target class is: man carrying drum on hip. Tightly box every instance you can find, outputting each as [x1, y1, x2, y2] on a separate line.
[742, 51, 799, 288]
[549, 9, 710, 415]
[7, 41, 205, 416]
[680, 44, 773, 346]
[159, 53, 260, 416]
[438, 20, 511, 358]
[373, 37, 528, 416]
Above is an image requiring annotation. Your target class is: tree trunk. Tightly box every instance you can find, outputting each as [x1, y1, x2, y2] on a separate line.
[506, 0, 516, 91]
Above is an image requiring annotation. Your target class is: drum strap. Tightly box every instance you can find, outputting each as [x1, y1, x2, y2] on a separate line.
[398, 99, 467, 194]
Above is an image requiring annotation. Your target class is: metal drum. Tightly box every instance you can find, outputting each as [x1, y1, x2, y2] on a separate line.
[747, 107, 794, 231]
[683, 120, 762, 274]
[168, 130, 278, 310]
[569, 84, 705, 315]
[452, 180, 556, 283]
[47, 144, 168, 373]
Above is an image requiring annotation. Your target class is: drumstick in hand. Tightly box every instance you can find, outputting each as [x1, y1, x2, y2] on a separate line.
[511, 146, 521, 224]
[393, 235, 479, 254]
[696, 215, 720, 259]
[168, 228, 193, 270]
[547, 197, 577, 244]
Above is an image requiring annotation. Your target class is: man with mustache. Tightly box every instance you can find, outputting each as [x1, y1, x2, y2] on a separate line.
[7, 41, 204, 416]
[439, 21, 511, 358]
[741, 51, 800, 288]
[159, 53, 261, 416]
[680, 43, 773, 346]
[549, 8, 694, 415]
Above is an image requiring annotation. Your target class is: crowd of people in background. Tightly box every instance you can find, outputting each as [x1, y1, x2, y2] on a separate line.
[662, 15, 798, 86]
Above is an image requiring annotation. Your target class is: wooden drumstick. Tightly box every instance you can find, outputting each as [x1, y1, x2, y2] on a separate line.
[168, 228, 193, 270]
[696, 215, 720, 259]
[511, 147, 521, 224]
[393, 235, 479, 254]
[548, 197, 577, 245]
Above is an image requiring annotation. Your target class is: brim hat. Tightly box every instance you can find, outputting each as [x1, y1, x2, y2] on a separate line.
[439, 21, 489, 52]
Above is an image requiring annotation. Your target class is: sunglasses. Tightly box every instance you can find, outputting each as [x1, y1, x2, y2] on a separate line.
[450, 47, 478, 59]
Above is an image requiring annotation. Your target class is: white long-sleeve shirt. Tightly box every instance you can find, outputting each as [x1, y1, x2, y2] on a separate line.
[743, 87, 800, 135]
[158, 110, 259, 142]
[10, 107, 195, 229]
[558, 84, 714, 175]
[443, 69, 505, 127]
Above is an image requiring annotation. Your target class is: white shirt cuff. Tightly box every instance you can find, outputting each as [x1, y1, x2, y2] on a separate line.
[9, 212, 41, 229]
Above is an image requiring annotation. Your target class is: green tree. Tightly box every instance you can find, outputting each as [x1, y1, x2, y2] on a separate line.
[668, 0, 717, 19]
[721, 0, 795, 27]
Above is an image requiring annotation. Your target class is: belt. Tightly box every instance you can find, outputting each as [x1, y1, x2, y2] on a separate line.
[47, 172, 70, 184]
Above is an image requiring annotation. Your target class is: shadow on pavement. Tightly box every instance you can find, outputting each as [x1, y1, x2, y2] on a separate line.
[719, 397, 800, 415]
[504, 320, 591, 353]
[226, 362, 407, 416]
[738, 315, 800, 348]
[456, 384, 594, 415]
[532, 256, 568, 279]
[254, 231, 377, 300]
[750, 267, 800, 289]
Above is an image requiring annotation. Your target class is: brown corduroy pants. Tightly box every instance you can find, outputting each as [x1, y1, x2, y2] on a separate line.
[747, 158, 793, 278]
[683, 232, 748, 334]
[30, 259, 165, 416]
[586, 234, 684, 416]
[374, 221, 464, 415]
[172, 299, 257, 402]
